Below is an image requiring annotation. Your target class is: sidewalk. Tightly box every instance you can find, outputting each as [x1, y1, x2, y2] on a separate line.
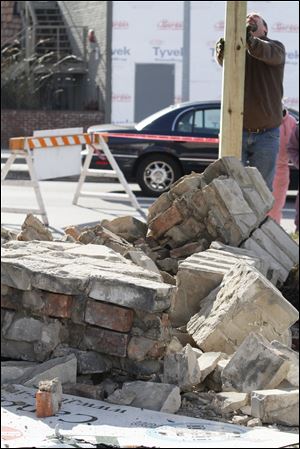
[1, 178, 297, 238]
[1, 180, 153, 237]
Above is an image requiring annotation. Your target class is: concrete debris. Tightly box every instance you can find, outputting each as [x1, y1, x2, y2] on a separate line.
[212, 391, 249, 415]
[197, 351, 223, 382]
[101, 216, 148, 243]
[251, 389, 299, 426]
[162, 344, 201, 391]
[16, 354, 77, 387]
[106, 380, 181, 414]
[1, 360, 38, 384]
[1, 156, 299, 430]
[221, 333, 291, 392]
[187, 263, 298, 353]
[270, 340, 299, 387]
[17, 213, 53, 241]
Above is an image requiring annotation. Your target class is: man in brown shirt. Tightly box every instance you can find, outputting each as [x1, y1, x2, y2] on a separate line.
[216, 12, 286, 191]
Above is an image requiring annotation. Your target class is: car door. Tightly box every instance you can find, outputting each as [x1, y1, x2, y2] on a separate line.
[172, 106, 220, 174]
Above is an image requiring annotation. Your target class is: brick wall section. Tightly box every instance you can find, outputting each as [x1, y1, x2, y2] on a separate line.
[1, 1, 22, 44]
[1, 109, 105, 147]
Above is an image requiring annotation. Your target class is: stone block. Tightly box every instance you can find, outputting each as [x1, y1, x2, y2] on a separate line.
[127, 336, 165, 361]
[187, 262, 299, 354]
[163, 344, 201, 392]
[17, 214, 53, 242]
[197, 351, 223, 382]
[212, 392, 249, 414]
[84, 299, 134, 332]
[244, 167, 275, 210]
[170, 254, 226, 327]
[221, 333, 290, 393]
[251, 228, 295, 276]
[251, 389, 299, 426]
[1, 361, 38, 384]
[1, 241, 175, 313]
[101, 216, 147, 243]
[131, 311, 171, 341]
[18, 354, 77, 387]
[209, 241, 269, 276]
[147, 192, 172, 224]
[106, 381, 181, 414]
[148, 204, 183, 239]
[203, 157, 252, 187]
[202, 178, 258, 245]
[260, 218, 299, 265]
[240, 237, 285, 285]
[52, 346, 112, 375]
[43, 292, 73, 318]
[81, 326, 129, 358]
[270, 340, 299, 387]
[126, 250, 162, 275]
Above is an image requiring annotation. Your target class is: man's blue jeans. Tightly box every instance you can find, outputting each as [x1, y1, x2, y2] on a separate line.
[242, 127, 280, 191]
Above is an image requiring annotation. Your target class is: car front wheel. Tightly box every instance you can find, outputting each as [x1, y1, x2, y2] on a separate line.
[136, 154, 182, 196]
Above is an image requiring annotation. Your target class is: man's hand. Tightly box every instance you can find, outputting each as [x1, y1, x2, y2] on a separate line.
[215, 37, 225, 65]
[246, 23, 257, 43]
[246, 16, 258, 43]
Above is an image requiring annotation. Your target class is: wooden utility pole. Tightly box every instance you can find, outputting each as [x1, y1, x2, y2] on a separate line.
[219, 1, 247, 158]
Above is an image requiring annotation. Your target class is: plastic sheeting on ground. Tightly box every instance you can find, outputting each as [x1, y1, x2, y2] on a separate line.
[1, 384, 298, 448]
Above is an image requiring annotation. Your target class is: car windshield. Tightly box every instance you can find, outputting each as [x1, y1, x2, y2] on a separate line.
[135, 104, 181, 131]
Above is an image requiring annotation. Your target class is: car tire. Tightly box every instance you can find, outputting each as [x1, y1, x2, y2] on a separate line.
[136, 154, 182, 196]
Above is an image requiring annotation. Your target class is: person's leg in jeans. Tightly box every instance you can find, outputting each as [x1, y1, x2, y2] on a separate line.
[242, 128, 280, 191]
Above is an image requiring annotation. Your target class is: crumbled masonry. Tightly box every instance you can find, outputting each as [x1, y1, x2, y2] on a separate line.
[1, 157, 299, 427]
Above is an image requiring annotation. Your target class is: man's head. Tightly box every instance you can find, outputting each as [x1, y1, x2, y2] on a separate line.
[247, 12, 268, 37]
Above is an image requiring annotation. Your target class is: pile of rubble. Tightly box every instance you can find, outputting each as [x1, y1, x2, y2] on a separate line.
[1, 157, 299, 428]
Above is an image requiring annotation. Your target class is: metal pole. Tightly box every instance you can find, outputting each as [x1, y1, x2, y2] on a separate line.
[25, 1, 30, 76]
[181, 1, 190, 102]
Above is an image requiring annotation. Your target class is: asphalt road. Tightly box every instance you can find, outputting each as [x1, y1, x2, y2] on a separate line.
[1, 179, 298, 238]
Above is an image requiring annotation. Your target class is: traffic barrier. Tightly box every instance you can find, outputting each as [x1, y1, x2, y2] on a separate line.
[3, 129, 217, 225]
[2, 130, 145, 225]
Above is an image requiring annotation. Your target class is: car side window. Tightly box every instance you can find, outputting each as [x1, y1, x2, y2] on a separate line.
[203, 109, 220, 130]
[175, 110, 194, 133]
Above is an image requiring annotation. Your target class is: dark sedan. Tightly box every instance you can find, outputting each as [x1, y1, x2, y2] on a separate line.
[86, 100, 299, 197]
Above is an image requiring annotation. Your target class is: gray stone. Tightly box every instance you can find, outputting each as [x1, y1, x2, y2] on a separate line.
[221, 333, 290, 393]
[101, 216, 147, 243]
[197, 351, 223, 382]
[1, 241, 175, 312]
[251, 228, 295, 276]
[18, 354, 77, 387]
[209, 241, 269, 276]
[212, 392, 249, 414]
[4, 316, 44, 342]
[163, 344, 201, 391]
[1, 361, 38, 384]
[126, 250, 162, 276]
[52, 345, 112, 375]
[241, 238, 288, 285]
[204, 358, 230, 392]
[251, 389, 299, 426]
[270, 340, 299, 387]
[260, 218, 299, 265]
[202, 178, 258, 244]
[170, 257, 224, 327]
[106, 381, 181, 414]
[187, 263, 299, 353]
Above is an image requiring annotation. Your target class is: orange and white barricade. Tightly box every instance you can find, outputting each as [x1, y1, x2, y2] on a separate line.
[2, 129, 145, 225]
